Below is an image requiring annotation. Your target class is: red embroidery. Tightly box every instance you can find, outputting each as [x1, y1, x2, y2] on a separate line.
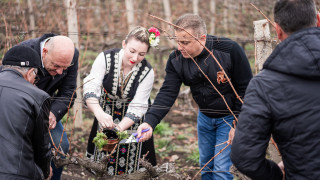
[217, 71, 227, 84]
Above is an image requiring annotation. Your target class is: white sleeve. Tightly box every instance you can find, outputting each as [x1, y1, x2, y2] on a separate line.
[83, 52, 107, 100]
[126, 69, 154, 120]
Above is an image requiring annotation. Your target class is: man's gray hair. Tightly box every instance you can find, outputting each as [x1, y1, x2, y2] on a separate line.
[2, 65, 31, 74]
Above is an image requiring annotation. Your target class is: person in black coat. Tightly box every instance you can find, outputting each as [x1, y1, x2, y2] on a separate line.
[0, 45, 52, 180]
[136, 14, 252, 179]
[231, 0, 320, 179]
[18, 34, 78, 180]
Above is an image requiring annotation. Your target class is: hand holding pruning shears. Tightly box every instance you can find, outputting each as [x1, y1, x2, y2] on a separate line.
[136, 122, 153, 142]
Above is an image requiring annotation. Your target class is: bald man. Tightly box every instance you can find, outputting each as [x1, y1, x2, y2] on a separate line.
[19, 34, 79, 180]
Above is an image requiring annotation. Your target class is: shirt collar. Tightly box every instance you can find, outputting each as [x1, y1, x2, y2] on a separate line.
[40, 37, 51, 68]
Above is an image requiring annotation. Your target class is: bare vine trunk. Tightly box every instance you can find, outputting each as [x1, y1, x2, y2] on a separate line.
[65, 0, 83, 127]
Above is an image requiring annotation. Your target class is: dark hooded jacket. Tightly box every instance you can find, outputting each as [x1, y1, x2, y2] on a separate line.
[231, 27, 320, 180]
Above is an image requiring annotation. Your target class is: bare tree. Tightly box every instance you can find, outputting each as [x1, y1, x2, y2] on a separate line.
[192, 0, 199, 15]
[94, 0, 108, 44]
[15, 0, 21, 14]
[163, 0, 172, 23]
[27, 0, 35, 38]
[65, 0, 83, 127]
[223, 0, 229, 33]
[161, 0, 178, 49]
[125, 0, 135, 31]
[210, 0, 216, 35]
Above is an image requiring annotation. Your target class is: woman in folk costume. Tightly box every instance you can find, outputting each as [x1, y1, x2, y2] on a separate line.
[83, 26, 159, 175]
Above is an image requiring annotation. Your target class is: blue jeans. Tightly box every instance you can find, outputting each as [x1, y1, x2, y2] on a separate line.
[197, 111, 234, 180]
[50, 121, 69, 180]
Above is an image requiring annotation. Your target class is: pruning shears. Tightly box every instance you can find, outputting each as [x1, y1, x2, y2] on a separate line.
[119, 128, 150, 144]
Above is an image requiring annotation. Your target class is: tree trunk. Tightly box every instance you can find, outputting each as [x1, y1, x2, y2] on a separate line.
[15, 0, 21, 14]
[27, 0, 35, 38]
[192, 0, 199, 15]
[162, 0, 171, 23]
[125, 0, 134, 31]
[65, 0, 83, 127]
[162, 0, 175, 48]
[210, 0, 216, 35]
[223, 0, 229, 34]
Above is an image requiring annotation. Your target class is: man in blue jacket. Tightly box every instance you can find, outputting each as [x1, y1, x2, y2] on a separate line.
[231, 0, 320, 179]
[18, 34, 78, 180]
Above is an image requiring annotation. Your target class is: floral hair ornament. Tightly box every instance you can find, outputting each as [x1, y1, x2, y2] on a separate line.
[148, 27, 160, 47]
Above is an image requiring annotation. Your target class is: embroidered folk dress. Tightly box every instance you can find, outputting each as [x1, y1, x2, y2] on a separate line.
[83, 48, 156, 175]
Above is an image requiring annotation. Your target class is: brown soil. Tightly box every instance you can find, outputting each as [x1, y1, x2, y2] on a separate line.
[60, 111, 200, 180]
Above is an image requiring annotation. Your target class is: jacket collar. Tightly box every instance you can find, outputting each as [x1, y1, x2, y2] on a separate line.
[1, 68, 24, 78]
[263, 27, 320, 79]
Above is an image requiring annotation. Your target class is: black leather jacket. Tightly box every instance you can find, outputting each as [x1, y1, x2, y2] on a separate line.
[0, 69, 51, 179]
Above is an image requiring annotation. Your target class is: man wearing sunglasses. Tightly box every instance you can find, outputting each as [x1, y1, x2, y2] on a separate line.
[0, 45, 52, 180]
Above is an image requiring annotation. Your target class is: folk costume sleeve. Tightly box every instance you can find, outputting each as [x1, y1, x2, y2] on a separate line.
[229, 42, 253, 115]
[51, 49, 79, 121]
[230, 78, 283, 180]
[125, 69, 154, 123]
[83, 52, 107, 102]
[145, 57, 183, 129]
[33, 98, 52, 179]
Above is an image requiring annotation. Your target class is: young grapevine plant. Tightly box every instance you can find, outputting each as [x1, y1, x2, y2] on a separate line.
[92, 132, 108, 150]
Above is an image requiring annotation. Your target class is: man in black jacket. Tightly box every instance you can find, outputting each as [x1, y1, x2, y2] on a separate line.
[231, 0, 320, 179]
[19, 34, 78, 180]
[137, 14, 252, 179]
[0, 45, 52, 179]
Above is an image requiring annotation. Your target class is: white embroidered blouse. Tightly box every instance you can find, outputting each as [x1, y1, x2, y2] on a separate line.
[83, 49, 154, 119]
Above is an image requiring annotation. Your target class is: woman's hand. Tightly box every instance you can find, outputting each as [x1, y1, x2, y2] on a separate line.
[95, 111, 114, 129]
[86, 97, 114, 129]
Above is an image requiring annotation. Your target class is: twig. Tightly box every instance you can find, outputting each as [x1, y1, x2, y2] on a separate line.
[55, 78, 95, 156]
[192, 143, 230, 180]
[48, 128, 67, 157]
[222, 118, 234, 130]
[250, 3, 276, 28]
[215, 141, 227, 147]
[271, 137, 281, 155]
[142, 151, 150, 161]
[184, 48, 238, 122]
[67, 110, 78, 155]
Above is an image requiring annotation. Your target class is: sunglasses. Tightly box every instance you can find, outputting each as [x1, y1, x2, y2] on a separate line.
[33, 69, 40, 84]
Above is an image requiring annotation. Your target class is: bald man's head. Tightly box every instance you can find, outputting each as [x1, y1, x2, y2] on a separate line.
[42, 36, 75, 76]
